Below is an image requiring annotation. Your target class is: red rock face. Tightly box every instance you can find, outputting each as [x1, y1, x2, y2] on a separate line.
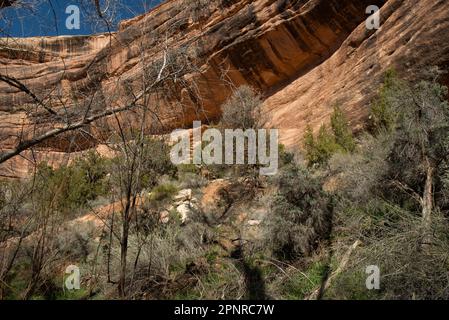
[264, 0, 449, 147]
[0, 0, 448, 177]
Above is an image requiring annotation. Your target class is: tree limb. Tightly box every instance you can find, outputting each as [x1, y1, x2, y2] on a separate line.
[0, 51, 172, 164]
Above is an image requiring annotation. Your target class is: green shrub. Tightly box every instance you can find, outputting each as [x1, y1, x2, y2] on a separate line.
[281, 262, 326, 300]
[304, 103, 356, 167]
[304, 125, 342, 167]
[278, 144, 295, 167]
[149, 183, 178, 202]
[33, 152, 109, 214]
[177, 164, 200, 175]
[326, 267, 380, 300]
[330, 105, 355, 152]
[368, 69, 401, 133]
[205, 249, 220, 264]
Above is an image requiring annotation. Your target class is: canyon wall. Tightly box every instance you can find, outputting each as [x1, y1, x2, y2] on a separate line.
[264, 0, 449, 146]
[0, 0, 448, 177]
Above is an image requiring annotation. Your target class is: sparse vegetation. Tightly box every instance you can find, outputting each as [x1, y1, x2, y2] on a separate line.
[2, 70, 449, 301]
[0, 0, 448, 301]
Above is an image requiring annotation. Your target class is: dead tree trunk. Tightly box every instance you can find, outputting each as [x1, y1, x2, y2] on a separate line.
[421, 158, 434, 248]
[118, 190, 133, 298]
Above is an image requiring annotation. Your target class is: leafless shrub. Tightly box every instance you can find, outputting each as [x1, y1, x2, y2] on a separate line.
[220, 85, 264, 130]
[263, 164, 333, 260]
[328, 132, 393, 202]
[329, 203, 449, 299]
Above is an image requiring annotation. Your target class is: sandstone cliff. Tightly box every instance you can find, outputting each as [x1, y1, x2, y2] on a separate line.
[0, 0, 448, 177]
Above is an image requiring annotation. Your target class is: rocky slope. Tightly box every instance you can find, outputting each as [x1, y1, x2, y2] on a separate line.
[0, 0, 448, 177]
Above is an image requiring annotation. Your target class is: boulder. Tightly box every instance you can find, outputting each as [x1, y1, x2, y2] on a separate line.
[174, 189, 192, 204]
